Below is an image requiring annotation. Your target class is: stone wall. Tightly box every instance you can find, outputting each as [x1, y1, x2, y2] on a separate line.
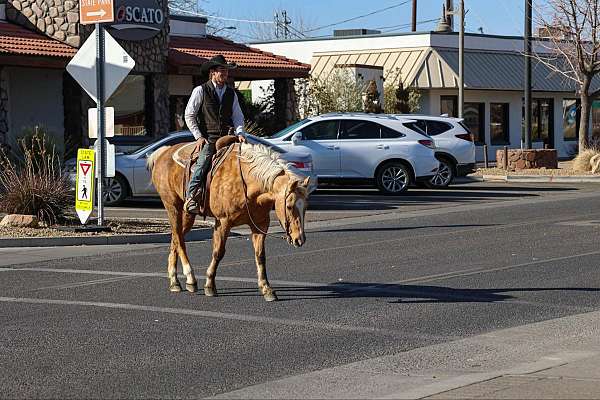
[7, 0, 81, 47]
[150, 74, 170, 137]
[496, 149, 558, 170]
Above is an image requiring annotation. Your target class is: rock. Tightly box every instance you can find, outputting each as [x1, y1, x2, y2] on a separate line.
[54, 16, 64, 25]
[54, 30, 65, 40]
[67, 22, 77, 34]
[49, 7, 58, 17]
[65, 35, 80, 47]
[0, 214, 39, 228]
[64, 0, 74, 10]
[36, 18, 45, 31]
[66, 11, 78, 23]
[11, 1, 21, 11]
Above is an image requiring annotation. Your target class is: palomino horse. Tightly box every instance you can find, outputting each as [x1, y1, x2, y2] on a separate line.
[147, 138, 311, 302]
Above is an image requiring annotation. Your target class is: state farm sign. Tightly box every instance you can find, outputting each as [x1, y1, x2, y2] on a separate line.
[108, 0, 165, 41]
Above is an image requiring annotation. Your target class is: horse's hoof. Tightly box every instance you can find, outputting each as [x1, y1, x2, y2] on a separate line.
[186, 282, 198, 293]
[169, 283, 182, 293]
[263, 291, 278, 302]
[204, 287, 218, 297]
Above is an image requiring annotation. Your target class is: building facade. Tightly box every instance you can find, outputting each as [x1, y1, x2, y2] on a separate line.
[0, 1, 309, 155]
[250, 31, 597, 161]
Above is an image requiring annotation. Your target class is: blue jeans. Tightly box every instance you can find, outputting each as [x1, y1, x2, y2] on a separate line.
[186, 141, 216, 198]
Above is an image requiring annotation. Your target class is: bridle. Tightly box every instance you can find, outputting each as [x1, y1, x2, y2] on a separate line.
[237, 143, 294, 242]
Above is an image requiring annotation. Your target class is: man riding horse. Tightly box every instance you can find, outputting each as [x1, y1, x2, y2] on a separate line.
[184, 54, 246, 214]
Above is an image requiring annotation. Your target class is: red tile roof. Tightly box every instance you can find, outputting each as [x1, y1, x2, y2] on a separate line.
[0, 21, 76, 58]
[0, 21, 310, 78]
[169, 35, 311, 78]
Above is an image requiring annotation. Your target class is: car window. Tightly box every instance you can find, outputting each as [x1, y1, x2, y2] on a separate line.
[270, 119, 311, 139]
[340, 120, 381, 139]
[381, 125, 405, 138]
[424, 120, 452, 136]
[301, 120, 339, 140]
[403, 122, 429, 137]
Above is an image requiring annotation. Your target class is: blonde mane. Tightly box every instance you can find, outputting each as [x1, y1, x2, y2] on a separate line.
[238, 142, 303, 191]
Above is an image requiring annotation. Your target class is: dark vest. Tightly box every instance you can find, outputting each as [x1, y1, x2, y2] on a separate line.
[197, 82, 235, 142]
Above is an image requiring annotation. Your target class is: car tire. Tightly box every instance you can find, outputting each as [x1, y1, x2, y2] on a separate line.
[102, 174, 129, 206]
[375, 162, 411, 194]
[425, 158, 454, 189]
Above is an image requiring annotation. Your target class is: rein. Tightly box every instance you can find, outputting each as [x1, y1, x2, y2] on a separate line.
[237, 143, 291, 241]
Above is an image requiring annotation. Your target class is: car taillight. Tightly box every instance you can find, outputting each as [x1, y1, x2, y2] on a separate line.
[292, 161, 312, 170]
[456, 133, 474, 142]
[418, 139, 435, 149]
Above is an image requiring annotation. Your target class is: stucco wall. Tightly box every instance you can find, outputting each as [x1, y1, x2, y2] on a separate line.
[6, 67, 64, 152]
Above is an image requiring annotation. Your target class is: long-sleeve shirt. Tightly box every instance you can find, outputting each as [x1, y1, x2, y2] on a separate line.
[184, 81, 245, 140]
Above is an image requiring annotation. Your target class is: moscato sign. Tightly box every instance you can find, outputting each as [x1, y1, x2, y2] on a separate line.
[108, 0, 165, 41]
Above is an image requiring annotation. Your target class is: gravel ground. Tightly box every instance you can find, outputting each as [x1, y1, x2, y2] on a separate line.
[0, 217, 212, 239]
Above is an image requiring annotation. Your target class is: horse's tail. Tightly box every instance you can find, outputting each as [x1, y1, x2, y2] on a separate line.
[147, 146, 170, 172]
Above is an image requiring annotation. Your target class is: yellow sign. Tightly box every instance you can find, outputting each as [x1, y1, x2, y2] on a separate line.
[75, 148, 96, 224]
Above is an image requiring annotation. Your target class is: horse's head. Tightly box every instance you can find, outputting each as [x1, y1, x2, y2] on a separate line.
[274, 176, 311, 247]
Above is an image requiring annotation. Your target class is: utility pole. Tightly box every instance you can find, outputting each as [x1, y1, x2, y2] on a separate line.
[274, 12, 280, 39]
[524, 0, 532, 149]
[458, 0, 465, 118]
[412, 0, 417, 32]
[281, 10, 291, 39]
[446, 0, 454, 30]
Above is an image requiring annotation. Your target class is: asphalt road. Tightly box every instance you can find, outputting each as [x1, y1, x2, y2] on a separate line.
[1, 182, 600, 398]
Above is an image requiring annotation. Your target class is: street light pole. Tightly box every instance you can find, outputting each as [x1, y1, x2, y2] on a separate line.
[524, 0, 532, 149]
[458, 0, 464, 118]
[412, 0, 417, 32]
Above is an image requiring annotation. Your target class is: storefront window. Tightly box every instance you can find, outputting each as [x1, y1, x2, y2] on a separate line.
[106, 75, 146, 136]
[169, 95, 190, 132]
[490, 103, 509, 145]
[441, 95, 457, 117]
[562, 99, 579, 141]
[523, 98, 553, 143]
[464, 102, 485, 144]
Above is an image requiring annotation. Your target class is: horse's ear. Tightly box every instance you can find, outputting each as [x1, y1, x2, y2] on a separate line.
[288, 179, 299, 192]
[301, 176, 311, 188]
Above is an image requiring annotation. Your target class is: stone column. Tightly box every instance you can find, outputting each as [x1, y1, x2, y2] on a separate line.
[7, 0, 81, 47]
[273, 78, 298, 132]
[151, 74, 170, 138]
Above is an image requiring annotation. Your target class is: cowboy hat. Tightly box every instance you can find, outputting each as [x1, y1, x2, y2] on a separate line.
[200, 54, 237, 76]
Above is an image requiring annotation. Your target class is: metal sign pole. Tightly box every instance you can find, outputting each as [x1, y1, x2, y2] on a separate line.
[95, 23, 106, 226]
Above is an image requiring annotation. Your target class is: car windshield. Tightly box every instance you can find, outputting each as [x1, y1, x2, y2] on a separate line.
[268, 119, 311, 139]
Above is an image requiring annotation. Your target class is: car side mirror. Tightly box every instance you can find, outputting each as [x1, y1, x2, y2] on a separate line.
[291, 131, 303, 146]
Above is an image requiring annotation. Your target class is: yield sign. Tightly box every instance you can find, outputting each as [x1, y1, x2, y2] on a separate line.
[80, 162, 91, 176]
[66, 28, 135, 104]
[79, 0, 114, 25]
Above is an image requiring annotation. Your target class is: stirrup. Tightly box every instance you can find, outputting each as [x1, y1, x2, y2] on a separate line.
[184, 197, 200, 214]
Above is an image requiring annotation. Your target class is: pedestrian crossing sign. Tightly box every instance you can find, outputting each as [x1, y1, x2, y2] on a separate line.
[75, 148, 96, 224]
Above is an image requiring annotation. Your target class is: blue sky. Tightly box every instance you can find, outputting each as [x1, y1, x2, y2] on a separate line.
[198, 0, 529, 42]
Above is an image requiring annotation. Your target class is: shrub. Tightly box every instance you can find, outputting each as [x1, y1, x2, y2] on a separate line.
[383, 69, 421, 114]
[0, 134, 72, 225]
[572, 146, 600, 172]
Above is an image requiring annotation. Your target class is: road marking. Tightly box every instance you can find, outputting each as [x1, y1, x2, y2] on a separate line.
[0, 296, 453, 340]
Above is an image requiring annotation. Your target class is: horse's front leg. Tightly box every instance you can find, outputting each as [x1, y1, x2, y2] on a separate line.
[251, 232, 277, 302]
[204, 219, 230, 297]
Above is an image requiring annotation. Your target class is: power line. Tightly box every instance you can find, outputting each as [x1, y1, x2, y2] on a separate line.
[304, 0, 412, 33]
[168, 6, 275, 24]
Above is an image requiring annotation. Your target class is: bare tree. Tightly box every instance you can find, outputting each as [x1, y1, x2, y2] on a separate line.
[534, 0, 600, 150]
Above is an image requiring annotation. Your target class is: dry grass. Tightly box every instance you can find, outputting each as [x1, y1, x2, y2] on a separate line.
[572, 148, 600, 172]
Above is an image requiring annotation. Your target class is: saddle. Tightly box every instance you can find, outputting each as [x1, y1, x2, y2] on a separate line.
[172, 135, 239, 216]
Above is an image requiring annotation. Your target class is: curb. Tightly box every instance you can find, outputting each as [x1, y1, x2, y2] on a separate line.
[0, 227, 214, 248]
[478, 175, 600, 183]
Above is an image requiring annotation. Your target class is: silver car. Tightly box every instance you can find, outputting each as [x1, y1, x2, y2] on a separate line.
[66, 131, 317, 206]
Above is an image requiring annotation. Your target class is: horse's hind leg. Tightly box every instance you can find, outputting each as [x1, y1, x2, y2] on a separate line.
[251, 232, 277, 302]
[165, 203, 198, 293]
[204, 219, 230, 297]
[178, 212, 198, 292]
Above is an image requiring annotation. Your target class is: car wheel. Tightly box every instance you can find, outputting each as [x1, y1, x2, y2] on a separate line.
[425, 158, 454, 189]
[102, 174, 129, 206]
[376, 162, 410, 194]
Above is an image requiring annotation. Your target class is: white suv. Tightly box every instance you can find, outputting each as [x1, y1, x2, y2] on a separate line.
[266, 113, 440, 194]
[396, 114, 476, 188]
